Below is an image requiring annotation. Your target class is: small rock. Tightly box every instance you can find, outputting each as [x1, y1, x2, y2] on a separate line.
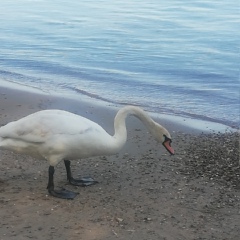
[116, 217, 123, 223]
[143, 217, 152, 222]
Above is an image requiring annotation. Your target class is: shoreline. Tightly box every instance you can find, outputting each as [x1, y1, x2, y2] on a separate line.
[0, 81, 236, 134]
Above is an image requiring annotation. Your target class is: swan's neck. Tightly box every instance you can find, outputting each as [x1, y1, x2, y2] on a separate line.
[112, 106, 157, 152]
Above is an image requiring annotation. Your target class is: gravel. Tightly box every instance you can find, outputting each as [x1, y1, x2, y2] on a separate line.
[179, 131, 240, 189]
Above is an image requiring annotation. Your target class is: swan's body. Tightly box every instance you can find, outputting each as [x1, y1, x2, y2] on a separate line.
[0, 110, 121, 165]
[0, 106, 174, 199]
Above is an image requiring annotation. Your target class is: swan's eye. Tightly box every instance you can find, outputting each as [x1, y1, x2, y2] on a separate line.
[163, 135, 172, 144]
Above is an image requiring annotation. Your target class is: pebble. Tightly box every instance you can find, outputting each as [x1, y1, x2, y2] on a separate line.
[116, 217, 123, 223]
[143, 217, 152, 222]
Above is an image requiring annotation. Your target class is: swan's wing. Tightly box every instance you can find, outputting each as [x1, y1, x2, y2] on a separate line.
[0, 110, 103, 143]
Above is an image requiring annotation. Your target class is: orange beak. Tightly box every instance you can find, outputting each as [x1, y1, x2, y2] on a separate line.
[163, 139, 174, 155]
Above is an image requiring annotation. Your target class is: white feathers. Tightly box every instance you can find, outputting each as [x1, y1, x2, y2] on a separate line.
[0, 106, 172, 166]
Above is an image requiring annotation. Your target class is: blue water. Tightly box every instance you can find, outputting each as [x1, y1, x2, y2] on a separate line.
[0, 0, 239, 127]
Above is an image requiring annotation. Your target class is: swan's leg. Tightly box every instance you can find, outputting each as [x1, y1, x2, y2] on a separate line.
[64, 160, 98, 186]
[47, 166, 78, 199]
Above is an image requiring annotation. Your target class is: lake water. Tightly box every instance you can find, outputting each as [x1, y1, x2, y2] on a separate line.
[0, 0, 239, 128]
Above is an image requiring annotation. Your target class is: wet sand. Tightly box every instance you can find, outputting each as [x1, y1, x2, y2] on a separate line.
[0, 86, 239, 240]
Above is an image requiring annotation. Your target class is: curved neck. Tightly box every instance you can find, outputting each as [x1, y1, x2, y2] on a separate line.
[112, 106, 157, 151]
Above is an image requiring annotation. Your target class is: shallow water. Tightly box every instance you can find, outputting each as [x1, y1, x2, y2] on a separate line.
[0, 0, 239, 127]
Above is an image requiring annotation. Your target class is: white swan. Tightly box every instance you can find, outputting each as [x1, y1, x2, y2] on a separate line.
[0, 106, 174, 199]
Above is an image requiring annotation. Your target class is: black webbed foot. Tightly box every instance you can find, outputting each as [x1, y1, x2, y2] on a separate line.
[47, 166, 79, 199]
[64, 160, 98, 187]
[69, 176, 98, 186]
[48, 187, 79, 200]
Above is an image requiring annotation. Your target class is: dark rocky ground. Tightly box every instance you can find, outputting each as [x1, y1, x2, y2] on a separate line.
[0, 130, 239, 240]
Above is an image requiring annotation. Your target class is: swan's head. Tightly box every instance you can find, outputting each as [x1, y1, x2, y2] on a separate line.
[154, 124, 174, 155]
[162, 133, 174, 155]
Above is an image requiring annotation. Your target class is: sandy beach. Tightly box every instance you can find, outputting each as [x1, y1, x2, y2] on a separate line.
[0, 86, 239, 240]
